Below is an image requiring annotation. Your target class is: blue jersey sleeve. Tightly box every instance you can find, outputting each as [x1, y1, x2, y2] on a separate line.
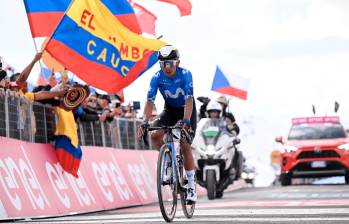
[183, 69, 194, 99]
[147, 72, 160, 102]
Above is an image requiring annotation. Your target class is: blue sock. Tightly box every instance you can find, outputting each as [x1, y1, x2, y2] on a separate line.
[186, 170, 196, 189]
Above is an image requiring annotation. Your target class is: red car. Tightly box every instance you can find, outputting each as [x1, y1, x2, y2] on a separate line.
[276, 116, 349, 186]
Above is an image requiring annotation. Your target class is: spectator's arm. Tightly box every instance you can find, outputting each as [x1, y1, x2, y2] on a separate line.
[16, 53, 42, 85]
[33, 90, 65, 101]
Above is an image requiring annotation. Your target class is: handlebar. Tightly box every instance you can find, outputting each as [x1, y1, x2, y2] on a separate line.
[142, 125, 193, 146]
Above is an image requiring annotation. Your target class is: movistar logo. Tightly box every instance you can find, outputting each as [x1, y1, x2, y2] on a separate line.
[164, 88, 185, 99]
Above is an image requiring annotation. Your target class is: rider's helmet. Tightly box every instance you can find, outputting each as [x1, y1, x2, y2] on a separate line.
[206, 101, 222, 118]
[158, 45, 180, 61]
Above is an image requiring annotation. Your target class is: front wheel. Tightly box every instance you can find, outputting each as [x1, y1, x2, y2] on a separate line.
[157, 145, 177, 222]
[179, 156, 195, 218]
[206, 170, 216, 200]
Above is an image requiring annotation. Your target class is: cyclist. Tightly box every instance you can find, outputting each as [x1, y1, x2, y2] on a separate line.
[138, 45, 197, 203]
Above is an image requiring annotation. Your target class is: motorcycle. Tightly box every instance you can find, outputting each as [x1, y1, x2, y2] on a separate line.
[191, 118, 243, 199]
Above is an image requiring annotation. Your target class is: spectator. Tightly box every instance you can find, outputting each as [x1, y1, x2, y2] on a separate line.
[123, 102, 136, 119]
[109, 101, 124, 118]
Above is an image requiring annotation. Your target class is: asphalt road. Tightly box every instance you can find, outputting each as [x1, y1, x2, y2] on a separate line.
[15, 183, 349, 224]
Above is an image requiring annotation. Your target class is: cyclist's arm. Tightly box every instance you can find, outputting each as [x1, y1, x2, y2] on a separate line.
[144, 73, 159, 121]
[183, 97, 193, 121]
[183, 69, 194, 121]
[143, 100, 154, 121]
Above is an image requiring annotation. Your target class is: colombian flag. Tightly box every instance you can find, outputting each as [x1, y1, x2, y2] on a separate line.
[23, 0, 142, 37]
[44, 0, 166, 93]
[55, 136, 82, 177]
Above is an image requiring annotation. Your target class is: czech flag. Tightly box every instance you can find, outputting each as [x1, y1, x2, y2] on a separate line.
[211, 66, 250, 100]
[23, 0, 142, 37]
[55, 135, 82, 177]
[44, 0, 166, 93]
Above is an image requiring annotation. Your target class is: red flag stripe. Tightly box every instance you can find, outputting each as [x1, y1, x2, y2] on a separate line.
[215, 86, 248, 100]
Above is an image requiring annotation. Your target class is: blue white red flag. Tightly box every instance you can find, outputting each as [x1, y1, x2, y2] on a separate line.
[211, 66, 250, 100]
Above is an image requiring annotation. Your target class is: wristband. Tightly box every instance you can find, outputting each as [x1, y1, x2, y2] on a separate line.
[182, 118, 191, 126]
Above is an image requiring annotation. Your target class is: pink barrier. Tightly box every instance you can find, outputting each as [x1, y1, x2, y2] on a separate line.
[0, 137, 244, 220]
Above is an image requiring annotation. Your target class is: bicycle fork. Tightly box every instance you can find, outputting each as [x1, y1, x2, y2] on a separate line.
[160, 142, 177, 184]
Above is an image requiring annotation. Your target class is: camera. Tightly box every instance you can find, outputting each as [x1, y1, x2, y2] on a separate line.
[133, 101, 140, 110]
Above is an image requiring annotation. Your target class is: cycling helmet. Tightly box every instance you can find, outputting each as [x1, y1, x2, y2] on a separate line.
[206, 101, 222, 117]
[158, 45, 180, 61]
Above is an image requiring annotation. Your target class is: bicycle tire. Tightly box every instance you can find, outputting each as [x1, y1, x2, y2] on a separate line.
[157, 144, 178, 222]
[179, 151, 195, 218]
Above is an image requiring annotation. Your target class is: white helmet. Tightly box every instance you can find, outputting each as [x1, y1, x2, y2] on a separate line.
[206, 101, 222, 117]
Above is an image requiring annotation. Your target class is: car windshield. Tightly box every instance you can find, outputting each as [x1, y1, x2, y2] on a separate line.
[288, 123, 347, 140]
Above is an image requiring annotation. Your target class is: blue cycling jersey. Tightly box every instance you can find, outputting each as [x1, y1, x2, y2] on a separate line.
[147, 67, 194, 108]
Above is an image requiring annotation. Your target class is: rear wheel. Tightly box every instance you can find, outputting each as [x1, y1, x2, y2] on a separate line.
[280, 173, 292, 186]
[207, 170, 216, 200]
[157, 145, 177, 222]
[216, 190, 224, 199]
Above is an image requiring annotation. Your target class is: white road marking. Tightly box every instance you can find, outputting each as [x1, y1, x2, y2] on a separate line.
[39, 208, 349, 222]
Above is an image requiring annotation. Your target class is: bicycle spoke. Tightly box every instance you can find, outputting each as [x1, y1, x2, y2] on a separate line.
[157, 145, 177, 222]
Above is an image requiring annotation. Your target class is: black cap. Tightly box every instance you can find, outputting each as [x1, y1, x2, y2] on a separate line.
[98, 94, 111, 103]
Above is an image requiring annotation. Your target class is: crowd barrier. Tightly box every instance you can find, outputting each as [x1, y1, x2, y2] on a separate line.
[0, 93, 152, 150]
[0, 137, 245, 220]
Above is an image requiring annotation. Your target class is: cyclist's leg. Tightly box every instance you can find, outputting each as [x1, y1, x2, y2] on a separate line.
[180, 103, 197, 202]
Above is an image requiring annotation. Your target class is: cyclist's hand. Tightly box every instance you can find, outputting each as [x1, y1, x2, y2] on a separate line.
[137, 120, 149, 139]
[180, 118, 191, 130]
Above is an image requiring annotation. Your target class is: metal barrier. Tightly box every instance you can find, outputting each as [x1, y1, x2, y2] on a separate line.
[0, 92, 152, 150]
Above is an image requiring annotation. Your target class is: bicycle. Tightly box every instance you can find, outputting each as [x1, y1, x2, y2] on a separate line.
[143, 125, 195, 222]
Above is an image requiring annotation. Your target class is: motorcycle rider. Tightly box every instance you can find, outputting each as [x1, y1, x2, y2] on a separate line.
[216, 95, 240, 136]
[206, 101, 222, 119]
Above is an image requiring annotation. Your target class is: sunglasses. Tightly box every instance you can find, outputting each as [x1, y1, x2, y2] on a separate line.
[159, 60, 177, 68]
